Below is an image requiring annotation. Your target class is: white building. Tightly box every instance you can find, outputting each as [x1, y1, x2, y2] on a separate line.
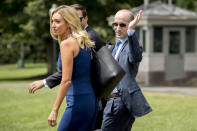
[108, 1, 197, 86]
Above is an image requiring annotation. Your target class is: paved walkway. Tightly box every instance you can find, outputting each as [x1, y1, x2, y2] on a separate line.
[141, 86, 197, 96]
[0, 83, 30, 88]
[0, 83, 197, 96]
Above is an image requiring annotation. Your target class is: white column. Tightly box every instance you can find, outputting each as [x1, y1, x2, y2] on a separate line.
[139, 27, 143, 50]
[195, 27, 197, 52]
[163, 28, 168, 55]
[181, 28, 185, 55]
[144, 0, 149, 7]
[146, 26, 153, 53]
[141, 26, 152, 85]
[168, 0, 172, 6]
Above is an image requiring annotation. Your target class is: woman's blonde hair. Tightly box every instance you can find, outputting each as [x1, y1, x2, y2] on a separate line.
[50, 5, 94, 48]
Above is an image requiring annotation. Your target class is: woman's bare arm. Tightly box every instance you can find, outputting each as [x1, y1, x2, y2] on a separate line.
[48, 38, 79, 127]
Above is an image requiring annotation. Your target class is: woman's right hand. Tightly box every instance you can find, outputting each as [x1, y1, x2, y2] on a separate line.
[48, 110, 58, 127]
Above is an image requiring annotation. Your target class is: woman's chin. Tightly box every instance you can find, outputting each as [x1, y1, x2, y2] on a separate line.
[53, 32, 58, 36]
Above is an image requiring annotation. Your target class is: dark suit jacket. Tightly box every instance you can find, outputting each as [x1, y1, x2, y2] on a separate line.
[46, 25, 105, 88]
[115, 32, 152, 118]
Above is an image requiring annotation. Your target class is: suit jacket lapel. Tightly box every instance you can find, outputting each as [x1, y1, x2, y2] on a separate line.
[85, 25, 91, 32]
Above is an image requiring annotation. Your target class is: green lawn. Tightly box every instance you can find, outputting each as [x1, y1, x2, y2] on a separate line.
[0, 86, 65, 131]
[133, 93, 197, 131]
[1, 63, 197, 131]
[0, 63, 47, 83]
[0, 86, 197, 131]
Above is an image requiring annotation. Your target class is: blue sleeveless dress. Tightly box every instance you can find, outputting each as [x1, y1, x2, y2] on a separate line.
[57, 48, 98, 131]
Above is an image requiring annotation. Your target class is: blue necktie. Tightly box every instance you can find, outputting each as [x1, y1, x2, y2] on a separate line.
[112, 40, 121, 57]
[111, 40, 121, 94]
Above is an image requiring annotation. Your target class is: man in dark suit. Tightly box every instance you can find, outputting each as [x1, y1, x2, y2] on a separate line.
[28, 4, 105, 130]
[101, 9, 152, 131]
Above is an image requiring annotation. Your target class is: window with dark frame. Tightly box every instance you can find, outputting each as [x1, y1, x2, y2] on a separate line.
[153, 26, 163, 52]
[142, 29, 146, 52]
[186, 27, 195, 53]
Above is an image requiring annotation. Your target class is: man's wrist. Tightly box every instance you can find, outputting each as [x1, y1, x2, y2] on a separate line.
[43, 79, 49, 87]
[127, 29, 135, 36]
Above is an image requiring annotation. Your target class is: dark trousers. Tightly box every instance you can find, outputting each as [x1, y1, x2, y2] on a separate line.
[94, 98, 107, 130]
[101, 97, 135, 131]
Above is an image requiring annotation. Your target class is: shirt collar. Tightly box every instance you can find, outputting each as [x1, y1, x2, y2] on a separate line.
[84, 24, 88, 30]
[117, 36, 128, 45]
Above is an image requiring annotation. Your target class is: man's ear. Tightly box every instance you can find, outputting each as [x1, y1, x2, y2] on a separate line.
[112, 26, 115, 30]
[85, 16, 88, 21]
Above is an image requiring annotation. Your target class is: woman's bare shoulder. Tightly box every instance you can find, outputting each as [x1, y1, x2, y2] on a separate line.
[60, 37, 77, 48]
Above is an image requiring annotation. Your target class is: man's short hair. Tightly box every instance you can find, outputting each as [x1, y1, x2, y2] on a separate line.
[71, 4, 87, 17]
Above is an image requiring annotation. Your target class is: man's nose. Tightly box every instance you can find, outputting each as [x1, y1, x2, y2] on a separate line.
[116, 25, 121, 31]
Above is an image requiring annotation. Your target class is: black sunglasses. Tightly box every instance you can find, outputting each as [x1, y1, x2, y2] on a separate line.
[112, 22, 126, 28]
[80, 17, 84, 22]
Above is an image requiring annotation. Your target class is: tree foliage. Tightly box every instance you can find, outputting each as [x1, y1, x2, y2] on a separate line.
[0, 0, 196, 65]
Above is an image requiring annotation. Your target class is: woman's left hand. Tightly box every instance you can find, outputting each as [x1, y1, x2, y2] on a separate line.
[48, 110, 58, 127]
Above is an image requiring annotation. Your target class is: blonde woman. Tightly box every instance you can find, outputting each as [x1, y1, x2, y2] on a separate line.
[48, 5, 98, 131]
